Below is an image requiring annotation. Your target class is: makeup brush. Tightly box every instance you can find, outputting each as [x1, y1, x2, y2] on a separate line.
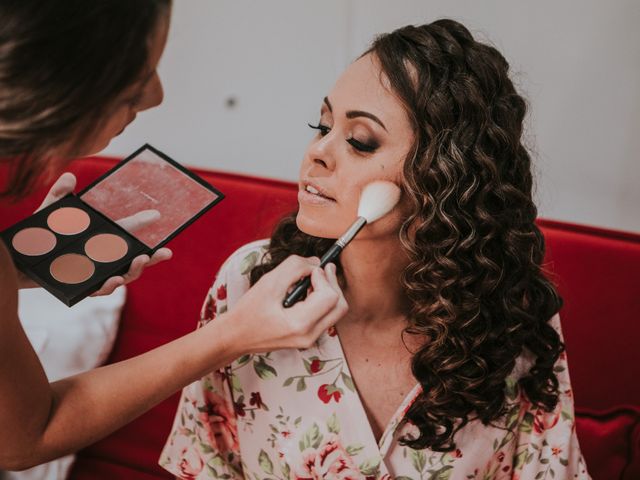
[283, 180, 401, 308]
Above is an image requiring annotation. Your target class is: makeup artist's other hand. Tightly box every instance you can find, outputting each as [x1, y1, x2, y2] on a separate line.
[227, 256, 348, 352]
[17, 173, 173, 293]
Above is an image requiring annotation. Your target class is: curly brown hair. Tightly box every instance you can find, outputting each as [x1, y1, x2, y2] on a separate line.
[250, 19, 563, 452]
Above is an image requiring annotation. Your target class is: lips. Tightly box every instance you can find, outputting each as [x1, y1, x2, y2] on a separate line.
[298, 180, 337, 206]
[301, 181, 336, 201]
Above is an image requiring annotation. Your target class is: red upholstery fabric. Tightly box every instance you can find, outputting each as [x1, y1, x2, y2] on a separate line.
[575, 408, 640, 480]
[1, 156, 639, 480]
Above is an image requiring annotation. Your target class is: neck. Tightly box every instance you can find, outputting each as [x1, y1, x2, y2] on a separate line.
[338, 234, 410, 327]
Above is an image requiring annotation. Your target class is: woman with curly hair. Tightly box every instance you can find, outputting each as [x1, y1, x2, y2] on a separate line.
[161, 19, 589, 479]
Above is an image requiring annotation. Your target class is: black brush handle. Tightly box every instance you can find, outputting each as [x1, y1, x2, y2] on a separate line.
[282, 243, 343, 308]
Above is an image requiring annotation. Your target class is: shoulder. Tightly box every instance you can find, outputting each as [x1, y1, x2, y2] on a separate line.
[217, 239, 270, 284]
[202, 240, 270, 317]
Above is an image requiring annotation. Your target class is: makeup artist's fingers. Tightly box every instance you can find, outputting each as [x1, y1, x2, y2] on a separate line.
[36, 173, 77, 212]
[146, 248, 173, 267]
[261, 255, 320, 297]
[120, 254, 151, 283]
[89, 250, 172, 297]
[90, 277, 125, 297]
[115, 209, 161, 232]
[288, 267, 348, 348]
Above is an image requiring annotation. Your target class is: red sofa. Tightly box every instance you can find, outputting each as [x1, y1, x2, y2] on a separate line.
[1, 156, 638, 480]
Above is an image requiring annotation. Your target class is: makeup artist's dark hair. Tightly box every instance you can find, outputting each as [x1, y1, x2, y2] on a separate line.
[250, 19, 564, 451]
[0, 0, 171, 198]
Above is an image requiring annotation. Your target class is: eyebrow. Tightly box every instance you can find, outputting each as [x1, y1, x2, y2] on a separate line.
[323, 96, 387, 132]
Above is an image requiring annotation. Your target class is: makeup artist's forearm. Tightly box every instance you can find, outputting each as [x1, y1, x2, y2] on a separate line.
[1, 314, 243, 470]
[0, 244, 57, 469]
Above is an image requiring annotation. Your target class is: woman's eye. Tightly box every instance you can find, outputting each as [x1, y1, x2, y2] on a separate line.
[347, 137, 379, 153]
[308, 123, 331, 136]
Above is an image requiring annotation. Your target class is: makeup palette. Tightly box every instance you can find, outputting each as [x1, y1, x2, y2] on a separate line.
[1, 145, 224, 306]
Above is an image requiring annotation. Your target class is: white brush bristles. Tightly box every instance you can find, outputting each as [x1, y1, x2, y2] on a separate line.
[356, 181, 401, 223]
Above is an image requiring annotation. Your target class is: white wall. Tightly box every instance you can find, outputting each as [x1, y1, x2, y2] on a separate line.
[104, 0, 640, 233]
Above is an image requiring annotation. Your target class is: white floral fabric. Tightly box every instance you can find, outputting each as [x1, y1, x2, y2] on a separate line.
[160, 240, 590, 480]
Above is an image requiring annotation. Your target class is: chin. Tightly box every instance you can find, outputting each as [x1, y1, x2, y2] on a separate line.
[295, 208, 343, 239]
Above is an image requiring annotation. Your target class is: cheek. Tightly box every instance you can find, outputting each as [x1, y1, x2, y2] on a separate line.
[84, 109, 131, 154]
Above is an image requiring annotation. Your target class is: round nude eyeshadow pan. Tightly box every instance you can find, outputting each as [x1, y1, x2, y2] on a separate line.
[49, 254, 95, 284]
[47, 207, 90, 235]
[85, 233, 128, 263]
[12, 227, 57, 256]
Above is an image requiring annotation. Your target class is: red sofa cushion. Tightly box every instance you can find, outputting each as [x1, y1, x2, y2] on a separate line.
[1, 156, 639, 480]
[575, 408, 640, 480]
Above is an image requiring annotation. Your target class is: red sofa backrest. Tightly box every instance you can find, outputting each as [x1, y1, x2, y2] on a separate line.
[1, 156, 638, 479]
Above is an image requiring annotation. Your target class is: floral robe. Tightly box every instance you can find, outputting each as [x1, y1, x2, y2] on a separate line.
[160, 240, 590, 480]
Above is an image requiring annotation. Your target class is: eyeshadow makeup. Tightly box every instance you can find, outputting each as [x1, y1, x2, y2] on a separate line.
[1, 144, 224, 306]
[47, 207, 90, 235]
[85, 234, 129, 263]
[12, 227, 57, 256]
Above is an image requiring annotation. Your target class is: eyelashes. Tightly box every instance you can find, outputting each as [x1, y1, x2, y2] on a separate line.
[308, 123, 379, 153]
[308, 122, 330, 136]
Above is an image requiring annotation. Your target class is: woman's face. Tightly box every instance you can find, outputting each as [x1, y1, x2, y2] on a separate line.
[297, 53, 414, 240]
[75, 12, 170, 156]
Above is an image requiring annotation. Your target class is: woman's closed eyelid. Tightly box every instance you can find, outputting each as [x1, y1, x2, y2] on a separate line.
[308, 122, 380, 153]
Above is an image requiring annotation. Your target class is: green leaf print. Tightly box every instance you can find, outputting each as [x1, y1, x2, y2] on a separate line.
[258, 449, 274, 475]
[299, 423, 323, 451]
[230, 373, 243, 393]
[341, 372, 356, 392]
[505, 376, 518, 400]
[281, 462, 291, 478]
[411, 449, 427, 474]
[513, 449, 528, 470]
[396, 477, 414, 480]
[327, 413, 340, 434]
[520, 411, 534, 434]
[296, 377, 306, 392]
[283, 377, 294, 387]
[429, 465, 453, 480]
[346, 444, 364, 456]
[240, 251, 260, 275]
[236, 354, 252, 366]
[254, 358, 277, 379]
[359, 457, 381, 476]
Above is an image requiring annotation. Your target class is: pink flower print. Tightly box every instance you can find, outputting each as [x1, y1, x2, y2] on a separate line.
[217, 284, 227, 300]
[178, 447, 204, 479]
[533, 408, 560, 435]
[318, 384, 342, 404]
[201, 295, 216, 321]
[293, 435, 362, 479]
[198, 389, 239, 454]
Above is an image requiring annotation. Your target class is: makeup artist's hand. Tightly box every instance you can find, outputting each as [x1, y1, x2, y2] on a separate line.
[16, 173, 173, 293]
[224, 256, 348, 352]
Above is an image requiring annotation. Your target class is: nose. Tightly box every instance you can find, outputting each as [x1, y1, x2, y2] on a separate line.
[138, 73, 164, 112]
[307, 134, 336, 172]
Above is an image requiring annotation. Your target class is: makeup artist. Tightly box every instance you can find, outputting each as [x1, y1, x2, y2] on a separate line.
[0, 0, 347, 470]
